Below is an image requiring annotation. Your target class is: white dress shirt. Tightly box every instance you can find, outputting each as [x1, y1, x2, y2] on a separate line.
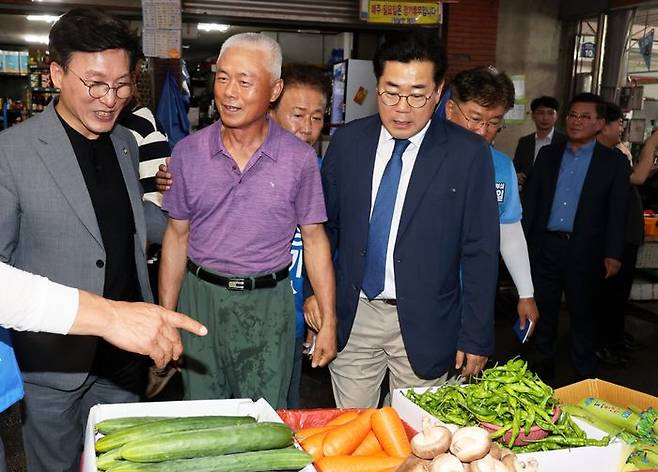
[0, 262, 78, 334]
[534, 127, 555, 162]
[361, 120, 431, 300]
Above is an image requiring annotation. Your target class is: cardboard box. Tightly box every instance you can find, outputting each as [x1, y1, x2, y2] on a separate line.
[82, 398, 316, 472]
[555, 378, 658, 410]
[392, 387, 630, 472]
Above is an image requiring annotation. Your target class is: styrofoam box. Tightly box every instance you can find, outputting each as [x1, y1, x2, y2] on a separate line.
[392, 387, 631, 472]
[82, 398, 316, 472]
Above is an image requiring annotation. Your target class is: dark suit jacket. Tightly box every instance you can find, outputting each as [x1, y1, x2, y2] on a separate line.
[522, 141, 630, 271]
[514, 129, 567, 176]
[320, 115, 500, 379]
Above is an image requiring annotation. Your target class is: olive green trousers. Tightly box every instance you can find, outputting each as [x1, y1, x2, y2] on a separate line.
[178, 268, 295, 409]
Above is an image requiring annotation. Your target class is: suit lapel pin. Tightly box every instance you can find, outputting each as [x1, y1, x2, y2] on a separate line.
[122, 147, 128, 156]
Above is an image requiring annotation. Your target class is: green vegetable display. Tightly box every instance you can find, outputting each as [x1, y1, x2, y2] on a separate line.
[96, 415, 256, 453]
[119, 422, 293, 462]
[105, 448, 313, 472]
[94, 415, 311, 471]
[96, 417, 171, 435]
[405, 359, 608, 452]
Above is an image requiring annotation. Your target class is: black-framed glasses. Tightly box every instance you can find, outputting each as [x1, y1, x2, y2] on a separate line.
[452, 100, 503, 131]
[68, 69, 133, 100]
[377, 90, 434, 109]
[566, 111, 594, 122]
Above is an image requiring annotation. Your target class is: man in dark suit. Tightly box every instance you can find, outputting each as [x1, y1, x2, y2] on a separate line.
[522, 93, 630, 382]
[514, 96, 567, 190]
[306, 30, 500, 407]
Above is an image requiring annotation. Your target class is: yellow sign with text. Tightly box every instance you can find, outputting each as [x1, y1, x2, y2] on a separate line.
[367, 1, 442, 25]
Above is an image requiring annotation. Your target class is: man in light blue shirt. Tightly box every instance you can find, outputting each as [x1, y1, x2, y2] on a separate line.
[546, 139, 595, 232]
[444, 68, 538, 336]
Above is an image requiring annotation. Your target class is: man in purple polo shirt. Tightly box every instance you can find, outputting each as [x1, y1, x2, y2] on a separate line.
[159, 33, 336, 408]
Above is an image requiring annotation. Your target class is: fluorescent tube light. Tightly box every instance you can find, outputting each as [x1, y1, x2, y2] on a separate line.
[26, 14, 59, 23]
[24, 34, 49, 44]
[197, 23, 230, 33]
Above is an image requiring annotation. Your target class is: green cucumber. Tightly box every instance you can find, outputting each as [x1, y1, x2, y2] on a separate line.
[119, 422, 293, 462]
[96, 415, 255, 453]
[107, 447, 311, 471]
[97, 448, 124, 470]
[97, 417, 170, 435]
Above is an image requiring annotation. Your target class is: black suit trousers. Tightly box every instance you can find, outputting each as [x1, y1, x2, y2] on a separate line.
[531, 233, 603, 378]
[595, 243, 639, 349]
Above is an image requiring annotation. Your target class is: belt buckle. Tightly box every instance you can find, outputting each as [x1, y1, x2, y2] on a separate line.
[227, 278, 246, 291]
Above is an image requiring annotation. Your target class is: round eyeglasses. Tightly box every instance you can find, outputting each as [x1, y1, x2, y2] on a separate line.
[452, 100, 504, 131]
[378, 90, 433, 109]
[68, 68, 133, 100]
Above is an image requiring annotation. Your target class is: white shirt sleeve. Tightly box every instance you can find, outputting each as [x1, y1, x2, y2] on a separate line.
[0, 262, 79, 334]
[500, 222, 534, 299]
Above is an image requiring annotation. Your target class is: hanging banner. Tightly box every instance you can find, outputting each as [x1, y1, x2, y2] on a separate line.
[638, 29, 654, 71]
[366, 1, 442, 25]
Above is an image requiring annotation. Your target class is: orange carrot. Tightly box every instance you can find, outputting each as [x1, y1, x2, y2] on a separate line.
[352, 431, 382, 456]
[366, 450, 390, 458]
[326, 411, 360, 426]
[296, 425, 336, 442]
[316, 455, 404, 472]
[301, 430, 330, 462]
[323, 409, 377, 457]
[371, 407, 411, 458]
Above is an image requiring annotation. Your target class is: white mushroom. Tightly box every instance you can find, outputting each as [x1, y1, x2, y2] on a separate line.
[520, 458, 539, 472]
[470, 455, 497, 472]
[443, 423, 460, 435]
[489, 442, 503, 461]
[429, 453, 464, 472]
[470, 454, 508, 472]
[499, 448, 514, 459]
[449, 426, 492, 462]
[411, 417, 453, 459]
[396, 454, 431, 472]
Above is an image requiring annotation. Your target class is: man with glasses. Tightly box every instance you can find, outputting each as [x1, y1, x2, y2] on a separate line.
[445, 67, 539, 340]
[522, 93, 630, 383]
[315, 30, 499, 407]
[0, 9, 155, 470]
[514, 96, 567, 190]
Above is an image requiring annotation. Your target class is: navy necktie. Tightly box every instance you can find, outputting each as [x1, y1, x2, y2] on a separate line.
[362, 138, 411, 299]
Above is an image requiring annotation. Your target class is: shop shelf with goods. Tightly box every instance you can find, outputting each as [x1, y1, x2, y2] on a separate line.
[0, 48, 30, 128]
[28, 63, 58, 115]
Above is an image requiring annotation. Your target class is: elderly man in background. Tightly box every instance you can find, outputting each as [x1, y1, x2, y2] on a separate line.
[270, 63, 330, 408]
[159, 33, 336, 408]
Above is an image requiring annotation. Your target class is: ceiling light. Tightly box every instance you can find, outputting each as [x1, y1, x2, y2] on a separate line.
[197, 23, 230, 33]
[26, 14, 60, 23]
[24, 34, 49, 44]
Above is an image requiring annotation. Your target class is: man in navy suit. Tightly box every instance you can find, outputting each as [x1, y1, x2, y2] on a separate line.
[522, 93, 629, 382]
[305, 30, 500, 407]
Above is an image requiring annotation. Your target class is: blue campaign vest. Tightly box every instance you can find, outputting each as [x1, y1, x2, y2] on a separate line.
[0, 328, 24, 412]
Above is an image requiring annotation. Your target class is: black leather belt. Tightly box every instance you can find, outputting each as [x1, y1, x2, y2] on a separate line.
[187, 260, 288, 291]
[381, 299, 397, 306]
[546, 231, 572, 240]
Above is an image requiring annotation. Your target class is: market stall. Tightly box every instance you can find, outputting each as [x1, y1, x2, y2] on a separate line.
[84, 360, 658, 471]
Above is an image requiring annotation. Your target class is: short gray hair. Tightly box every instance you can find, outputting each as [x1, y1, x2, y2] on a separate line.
[218, 32, 282, 81]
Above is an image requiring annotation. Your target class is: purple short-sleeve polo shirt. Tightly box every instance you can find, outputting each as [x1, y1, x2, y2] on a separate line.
[163, 117, 327, 276]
